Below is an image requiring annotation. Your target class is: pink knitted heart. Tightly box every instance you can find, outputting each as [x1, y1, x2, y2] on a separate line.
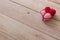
[44, 13, 52, 19]
[43, 13, 52, 21]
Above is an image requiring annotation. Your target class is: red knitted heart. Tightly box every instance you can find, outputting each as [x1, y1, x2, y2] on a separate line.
[50, 8, 56, 16]
[45, 7, 50, 13]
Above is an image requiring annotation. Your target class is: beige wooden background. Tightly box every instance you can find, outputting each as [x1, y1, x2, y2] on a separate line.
[0, 0, 60, 40]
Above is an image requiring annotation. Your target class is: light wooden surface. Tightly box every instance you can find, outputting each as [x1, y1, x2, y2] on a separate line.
[0, 0, 60, 40]
[49, 0, 60, 4]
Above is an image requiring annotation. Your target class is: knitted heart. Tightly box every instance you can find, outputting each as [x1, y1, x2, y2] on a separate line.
[40, 7, 56, 21]
[43, 13, 52, 21]
[44, 13, 52, 19]
[40, 10, 46, 16]
[45, 7, 50, 13]
[50, 8, 56, 16]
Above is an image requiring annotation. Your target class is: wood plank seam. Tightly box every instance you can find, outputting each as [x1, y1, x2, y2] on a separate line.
[9, 0, 39, 13]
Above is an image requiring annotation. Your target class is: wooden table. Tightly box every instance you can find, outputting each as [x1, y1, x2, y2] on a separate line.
[0, 0, 60, 40]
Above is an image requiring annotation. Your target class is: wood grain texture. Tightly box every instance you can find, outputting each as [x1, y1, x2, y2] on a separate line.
[49, 0, 60, 4]
[0, 0, 60, 40]
[9, 0, 60, 39]
[0, 13, 57, 40]
[11, 0, 60, 20]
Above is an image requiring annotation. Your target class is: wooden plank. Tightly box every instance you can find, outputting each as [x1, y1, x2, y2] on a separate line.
[0, 13, 57, 40]
[0, 0, 59, 40]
